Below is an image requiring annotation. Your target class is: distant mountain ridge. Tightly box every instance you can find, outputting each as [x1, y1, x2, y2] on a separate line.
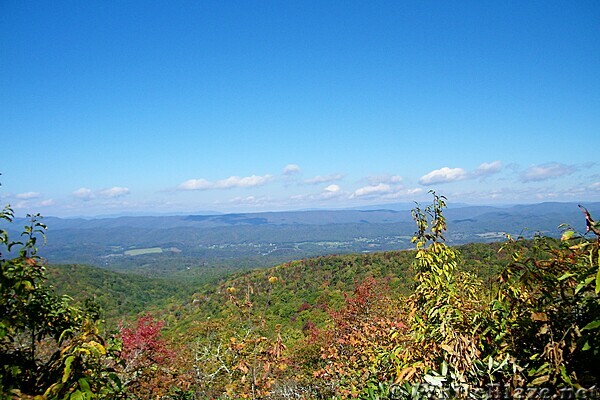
[10, 201, 600, 275]
[20, 201, 600, 228]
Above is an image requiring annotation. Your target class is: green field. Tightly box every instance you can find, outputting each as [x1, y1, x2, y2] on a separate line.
[124, 247, 163, 256]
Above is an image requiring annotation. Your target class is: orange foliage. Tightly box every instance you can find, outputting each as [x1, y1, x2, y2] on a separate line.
[310, 277, 407, 397]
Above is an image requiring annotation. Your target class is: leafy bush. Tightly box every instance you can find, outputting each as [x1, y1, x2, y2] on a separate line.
[0, 203, 123, 399]
[375, 194, 600, 397]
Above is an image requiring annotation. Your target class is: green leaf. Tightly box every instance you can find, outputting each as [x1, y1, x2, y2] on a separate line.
[62, 355, 74, 383]
[558, 272, 576, 281]
[560, 366, 573, 385]
[581, 319, 600, 331]
[10, 365, 21, 377]
[561, 230, 575, 241]
[575, 276, 594, 294]
[78, 378, 91, 393]
[494, 356, 509, 373]
[70, 390, 84, 400]
[582, 341, 591, 351]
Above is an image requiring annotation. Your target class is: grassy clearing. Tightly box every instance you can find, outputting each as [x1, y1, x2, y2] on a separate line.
[124, 247, 163, 256]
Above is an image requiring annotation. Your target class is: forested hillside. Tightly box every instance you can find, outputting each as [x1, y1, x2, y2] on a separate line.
[45, 265, 201, 327]
[45, 241, 507, 336]
[2, 195, 599, 399]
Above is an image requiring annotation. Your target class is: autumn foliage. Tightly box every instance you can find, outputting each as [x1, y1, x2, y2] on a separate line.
[2, 192, 599, 399]
[120, 314, 171, 366]
[118, 314, 177, 398]
[311, 277, 407, 397]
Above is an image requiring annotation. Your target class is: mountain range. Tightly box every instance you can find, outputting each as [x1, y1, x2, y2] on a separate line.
[11, 201, 600, 276]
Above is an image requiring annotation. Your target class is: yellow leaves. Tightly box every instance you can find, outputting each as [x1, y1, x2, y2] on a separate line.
[224, 383, 237, 396]
[86, 340, 106, 356]
[275, 362, 288, 371]
[530, 374, 550, 385]
[439, 343, 455, 355]
[569, 243, 588, 251]
[21, 280, 34, 291]
[268, 276, 278, 284]
[43, 381, 64, 398]
[226, 286, 237, 294]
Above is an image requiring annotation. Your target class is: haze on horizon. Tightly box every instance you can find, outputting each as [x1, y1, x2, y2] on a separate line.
[1, 1, 599, 217]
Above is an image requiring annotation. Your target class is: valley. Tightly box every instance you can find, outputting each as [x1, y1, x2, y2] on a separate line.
[24, 201, 599, 277]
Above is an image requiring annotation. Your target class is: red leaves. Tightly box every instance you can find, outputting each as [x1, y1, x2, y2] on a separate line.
[119, 314, 172, 365]
[117, 314, 179, 397]
[309, 277, 408, 393]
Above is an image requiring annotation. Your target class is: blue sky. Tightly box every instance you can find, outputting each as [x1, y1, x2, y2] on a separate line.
[1, 1, 599, 217]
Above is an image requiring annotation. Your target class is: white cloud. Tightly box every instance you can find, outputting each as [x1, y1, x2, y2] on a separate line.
[178, 178, 212, 190]
[73, 187, 94, 201]
[352, 183, 392, 198]
[179, 175, 273, 190]
[521, 163, 576, 182]
[73, 186, 130, 201]
[446, 183, 600, 203]
[406, 188, 424, 196]
[40, 199, 55, 206]
[419, 167, 468, 185]
[216, 175, 273, 189]
[378, 187, 424, 200]
[227, 195, 273, 207]
[366, 175, 403, 185]
[474, 161, 502, 177]
[324, 184, 340, 193]
[16, 191, 41, 200]
[321, 184, 342, 199]
[304, 174, 344, 185]
[98, 186, 130, 198]
[283, 164, 301, 175]
[418, 161, 502, 186]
